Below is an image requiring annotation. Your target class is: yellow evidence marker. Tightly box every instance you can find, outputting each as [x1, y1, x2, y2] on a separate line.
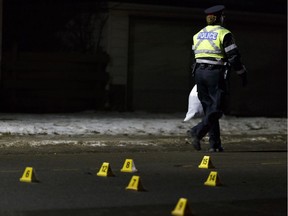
[96, 162, 115, 177]
[198, 155, 215, 169]
[171, 198, 193, 216]
[125, 175, 146, 191]
[120, 159, 138, 173]
[19, 167, 39, 183]
[204, 171, 222, 186]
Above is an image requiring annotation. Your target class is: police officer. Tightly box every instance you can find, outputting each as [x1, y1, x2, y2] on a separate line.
[188, 5, 247, 152]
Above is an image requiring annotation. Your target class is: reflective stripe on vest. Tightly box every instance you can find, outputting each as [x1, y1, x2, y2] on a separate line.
[196, 59, 227, 65]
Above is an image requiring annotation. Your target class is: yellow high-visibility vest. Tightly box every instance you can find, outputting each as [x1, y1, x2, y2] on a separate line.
[193, 25, 231, 59]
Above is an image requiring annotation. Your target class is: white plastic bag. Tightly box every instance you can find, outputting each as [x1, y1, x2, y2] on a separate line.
[183, 85, 204, 121]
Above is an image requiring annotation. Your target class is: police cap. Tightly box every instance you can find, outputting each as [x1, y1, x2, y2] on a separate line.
[204, 5, 225, 15]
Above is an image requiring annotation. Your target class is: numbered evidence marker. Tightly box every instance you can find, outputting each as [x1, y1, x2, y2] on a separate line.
[171, 198, 193, 216]
[120, 159, 138, 173]
[96, 162, 115, 177]
[19, 167, 39, 183]
[204, 171, 222, 187]
[125, 175, 146, 191]
[198, 155, 214, 169]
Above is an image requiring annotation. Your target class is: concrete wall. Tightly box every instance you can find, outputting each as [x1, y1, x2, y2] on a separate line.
[106, 11, 129, 85]
[226, 12, 287, 116]
[105, 3, 287, 116]
[0, 2, 286, 116]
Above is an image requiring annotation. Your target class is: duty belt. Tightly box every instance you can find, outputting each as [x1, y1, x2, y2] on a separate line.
[196, 59, 227, 66]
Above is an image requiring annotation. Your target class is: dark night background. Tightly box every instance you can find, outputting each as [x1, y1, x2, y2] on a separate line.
[0, 0, 286, 116]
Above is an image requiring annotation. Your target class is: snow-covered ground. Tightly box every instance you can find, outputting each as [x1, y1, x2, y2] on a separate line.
[0, 111, 286, 151]
[0, 111, 286, 136]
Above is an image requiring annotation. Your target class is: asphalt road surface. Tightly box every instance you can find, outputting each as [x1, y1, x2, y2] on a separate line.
[0, 147, 286, 216]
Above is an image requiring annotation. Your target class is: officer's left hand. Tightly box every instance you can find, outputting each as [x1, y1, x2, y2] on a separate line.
[240, 72, 248, 87]
[238, 65, 248, 87]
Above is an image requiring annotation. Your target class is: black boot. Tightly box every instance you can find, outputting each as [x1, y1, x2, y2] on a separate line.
[187, 130, 201, 151]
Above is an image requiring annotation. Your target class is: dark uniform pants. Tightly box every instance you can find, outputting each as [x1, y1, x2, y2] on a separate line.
[191, 64, 226, 148]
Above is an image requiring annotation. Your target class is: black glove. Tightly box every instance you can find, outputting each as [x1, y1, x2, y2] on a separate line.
[240, 71, 247, 87]
[238, 65, 248, 87]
